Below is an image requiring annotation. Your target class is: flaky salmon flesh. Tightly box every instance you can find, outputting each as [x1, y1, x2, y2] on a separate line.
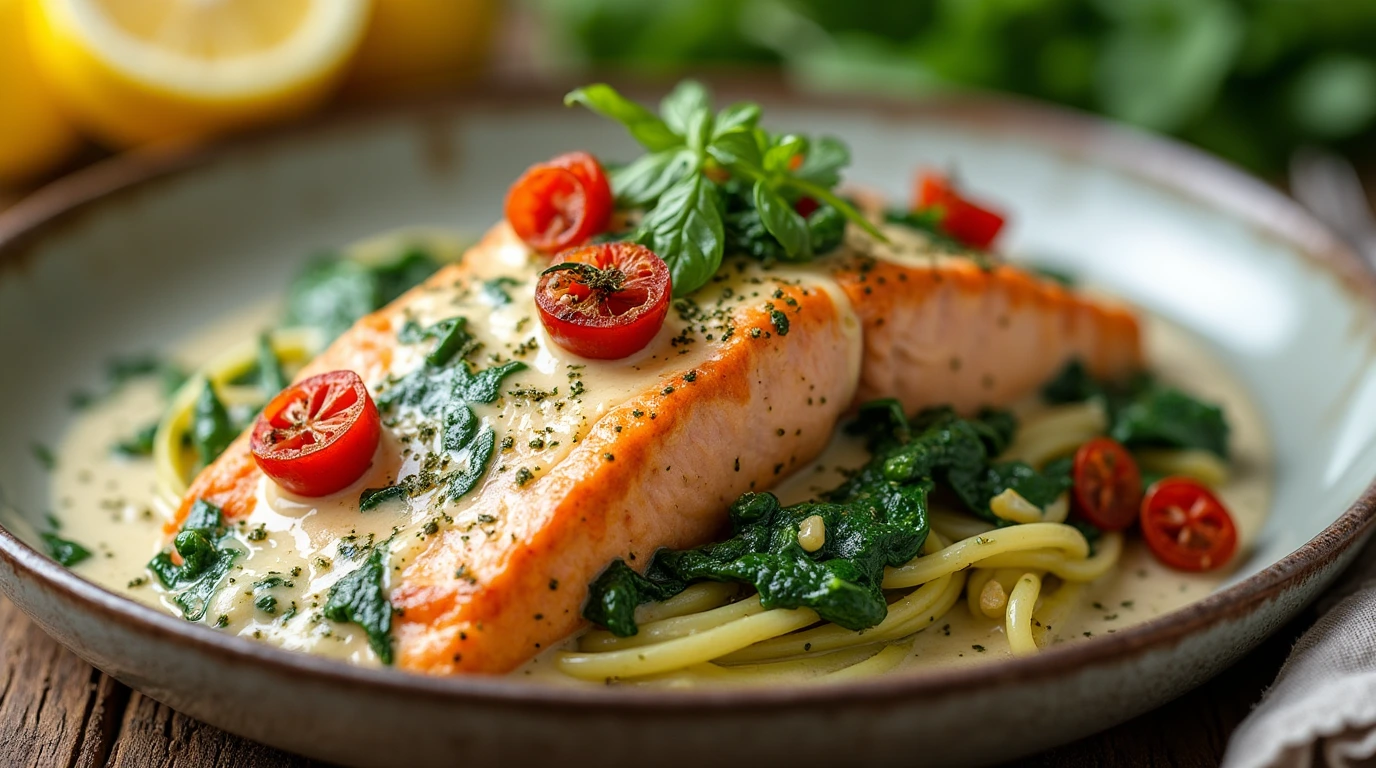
[174, 222, 1140, 674]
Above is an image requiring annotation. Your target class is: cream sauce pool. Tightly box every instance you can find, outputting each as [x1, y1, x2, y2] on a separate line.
[47, 228, 1273, 681]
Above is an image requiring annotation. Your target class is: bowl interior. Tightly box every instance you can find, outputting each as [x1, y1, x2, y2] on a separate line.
[2, 93, 1375, 653]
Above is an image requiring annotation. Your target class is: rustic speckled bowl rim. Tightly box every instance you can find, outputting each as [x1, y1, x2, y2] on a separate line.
[2, 83, 1375, 714]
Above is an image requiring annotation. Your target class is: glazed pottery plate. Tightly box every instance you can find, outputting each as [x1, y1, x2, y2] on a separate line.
[2, 86, 1375, 767]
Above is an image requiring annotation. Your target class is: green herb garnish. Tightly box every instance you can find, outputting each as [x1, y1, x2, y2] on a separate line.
[565, 80, 884, 295]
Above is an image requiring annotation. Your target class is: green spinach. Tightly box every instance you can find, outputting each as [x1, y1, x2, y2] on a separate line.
[147, 500, 241, 622]
[190, 382, 236, 468]
[585, 401, 1071, 636]
[285, 247, 441, 341]
[371, 318, 525, 504]
[1043, 360, 1229, 458]
[41, 533, 92, 567]
[323, 549, 393, 664]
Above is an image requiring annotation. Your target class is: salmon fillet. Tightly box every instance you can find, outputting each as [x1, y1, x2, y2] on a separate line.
[173, 222, 1140, 674]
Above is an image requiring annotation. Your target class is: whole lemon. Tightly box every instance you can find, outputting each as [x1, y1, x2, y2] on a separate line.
[0, 0, 80, 187]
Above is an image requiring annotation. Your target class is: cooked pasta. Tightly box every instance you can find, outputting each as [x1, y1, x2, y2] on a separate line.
[553, 505, 1127, 683]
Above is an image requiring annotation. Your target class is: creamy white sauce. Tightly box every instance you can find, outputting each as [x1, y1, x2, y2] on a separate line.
[49, 227, 1273, 680]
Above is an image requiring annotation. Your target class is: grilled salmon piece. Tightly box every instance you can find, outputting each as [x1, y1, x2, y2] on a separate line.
[173, 222, 1140, 673]
[831, 228, 1140, 414]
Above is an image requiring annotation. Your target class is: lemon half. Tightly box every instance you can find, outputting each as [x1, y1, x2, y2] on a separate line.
[29, 0, 372, 147]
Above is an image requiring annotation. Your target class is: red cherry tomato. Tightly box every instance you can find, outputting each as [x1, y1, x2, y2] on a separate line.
[250, 370, 381, 497]
[505, 151, 612, 253]
[535, 242, 672, 360]
[549, 151, 613, 232]
[914, 172, 1006, 249]
[1140, 477, 1238, 572]
[1071, 437, 1143, 531]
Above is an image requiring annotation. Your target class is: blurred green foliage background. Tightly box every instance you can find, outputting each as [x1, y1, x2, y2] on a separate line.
[534, 0, 1376, 174]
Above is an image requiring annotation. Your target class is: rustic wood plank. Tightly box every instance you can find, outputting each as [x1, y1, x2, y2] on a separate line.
[108, 693, 319, 768]
[0, 595, 128, 767]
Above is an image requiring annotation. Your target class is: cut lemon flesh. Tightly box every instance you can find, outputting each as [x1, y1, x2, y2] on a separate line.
[30, 0, 370, 146]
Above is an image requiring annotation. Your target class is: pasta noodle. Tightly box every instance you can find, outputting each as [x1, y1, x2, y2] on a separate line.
[1005, 572, 1043, 657]
[999, 401, 1106, 467]
[1136, 448, 1230, 487]
[555, 500, 1127, 682]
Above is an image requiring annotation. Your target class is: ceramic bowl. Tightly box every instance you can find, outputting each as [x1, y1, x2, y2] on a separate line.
[2, 85, 1375, 767]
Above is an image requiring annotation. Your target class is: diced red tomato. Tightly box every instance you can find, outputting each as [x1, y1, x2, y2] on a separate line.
[914, 172, 1006, 249]
[535, 243, 671, 360]
[250, 370, 381, 497]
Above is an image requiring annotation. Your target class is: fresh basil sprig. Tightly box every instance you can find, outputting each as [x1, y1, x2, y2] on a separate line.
[564, 81, 885, 295]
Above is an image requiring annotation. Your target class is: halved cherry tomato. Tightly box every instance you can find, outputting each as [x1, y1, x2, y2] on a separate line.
[1071, 437, 1143, 531]
[535, 242, 671, 360]
[250, 370, 381, 497]
[550, 151, 613, 229]
[505, 151, 612, 253]
[1140, 477, 1238, 572]
[914, 172, 1006, 249]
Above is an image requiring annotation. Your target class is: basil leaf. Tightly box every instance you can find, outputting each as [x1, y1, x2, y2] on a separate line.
[565, 84, 682, 152]
[796, 136, 850, 188]
[753, 181, 811, 260]
[787, 177, 888, 241]
[659, 79, 712, 136]
[763, 134, 807, 173]
[707, 128, 766, 171]
[610, 148, 696, 207]
[712, 102, 762, 139]
[636, 173, 725, 297]
[684, 107, 716, 154]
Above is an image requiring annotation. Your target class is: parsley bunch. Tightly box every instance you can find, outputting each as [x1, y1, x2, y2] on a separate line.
[565, 81, 885, 295]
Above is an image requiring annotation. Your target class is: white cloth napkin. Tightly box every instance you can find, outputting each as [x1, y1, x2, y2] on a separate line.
[1224, 539, 1376, 768]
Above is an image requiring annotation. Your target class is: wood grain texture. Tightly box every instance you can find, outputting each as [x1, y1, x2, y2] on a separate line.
[0, 588, 1304, 767]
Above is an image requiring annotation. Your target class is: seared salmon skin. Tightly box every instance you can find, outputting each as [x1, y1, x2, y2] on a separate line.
[174, 222, 1140, 673]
